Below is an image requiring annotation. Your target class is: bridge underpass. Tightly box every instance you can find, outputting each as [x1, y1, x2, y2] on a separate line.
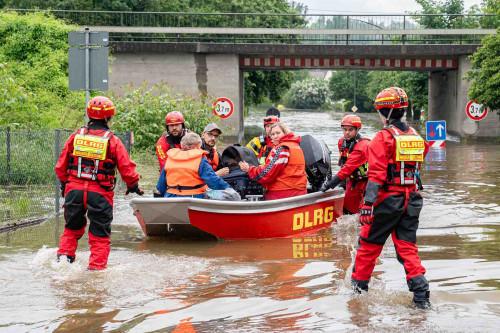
[109, 41, 498, 140]
[25, 9, 494, 140]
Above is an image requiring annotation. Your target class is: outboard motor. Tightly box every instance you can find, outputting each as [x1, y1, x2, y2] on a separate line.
[220, 145, 264, 199]
[300, 135, 332, 192]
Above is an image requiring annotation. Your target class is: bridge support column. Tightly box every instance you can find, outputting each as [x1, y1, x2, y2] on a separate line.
[109, 53, 243, 143]
[428, 55, 499, 139]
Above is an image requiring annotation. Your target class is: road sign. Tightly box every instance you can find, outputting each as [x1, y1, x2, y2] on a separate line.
[465, 100, 489, 121]
[213, 97, 234, 119]
[68, 30, 109, 91]
[351, 105, 358, 112]
[426, 120, 446, 141]
[69, 46, 109, 91]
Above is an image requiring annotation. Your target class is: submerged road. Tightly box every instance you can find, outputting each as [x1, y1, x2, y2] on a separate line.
[0, 110, 499, 332]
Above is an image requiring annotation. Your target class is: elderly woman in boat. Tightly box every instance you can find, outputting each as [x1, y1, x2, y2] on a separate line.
[239, 122, 308, 200]
[156, 132, 231, 198]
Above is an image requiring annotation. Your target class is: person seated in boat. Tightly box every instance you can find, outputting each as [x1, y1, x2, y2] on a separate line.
[239, 122, 308, 200]
[156, 133, 231, 198]
[201, 122, 229, 177]
[246, 106, 281, 165]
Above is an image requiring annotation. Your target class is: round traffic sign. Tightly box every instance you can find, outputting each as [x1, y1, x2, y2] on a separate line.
[465, 100, 489, 121]
[212, 97, 234, 119]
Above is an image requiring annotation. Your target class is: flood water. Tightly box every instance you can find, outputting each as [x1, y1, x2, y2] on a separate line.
[1, 111, 499, 332]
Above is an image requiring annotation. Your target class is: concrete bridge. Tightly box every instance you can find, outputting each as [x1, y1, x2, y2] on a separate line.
[20, 9, 494, 140]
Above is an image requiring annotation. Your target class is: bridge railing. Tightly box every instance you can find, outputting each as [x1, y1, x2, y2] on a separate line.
[4, 9, 498, 45]
[5, 9, 497, 29]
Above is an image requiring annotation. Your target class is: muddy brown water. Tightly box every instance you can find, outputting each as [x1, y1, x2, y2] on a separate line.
[0, 111, 499, 332]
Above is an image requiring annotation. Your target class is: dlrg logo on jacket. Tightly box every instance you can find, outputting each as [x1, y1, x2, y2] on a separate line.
[73, 134, 109, 160]
[395, 135, 425, 162]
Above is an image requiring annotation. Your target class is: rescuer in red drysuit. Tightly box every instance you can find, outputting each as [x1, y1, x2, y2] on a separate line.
[239, 122, 307, 200]
[351, 87, 431, 309]
[55, 96, 143, 270]
[155, 111, 188, 171]
[320, 115, 370, 214]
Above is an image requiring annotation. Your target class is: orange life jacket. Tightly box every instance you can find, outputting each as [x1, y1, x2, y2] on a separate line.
[205, 146, 220, 171]
[165, 148, 208, 195]
[267, 139, 308, 192]
[67, 127, 116, 190]
[384, 125, 424, 187]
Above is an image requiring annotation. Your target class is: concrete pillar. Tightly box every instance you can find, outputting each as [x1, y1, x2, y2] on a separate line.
[205, 54, 243, 143]
[109, 53, 243, 142]
[428, 55, 499, 139]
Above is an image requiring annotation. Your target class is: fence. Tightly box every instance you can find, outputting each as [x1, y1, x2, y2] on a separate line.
[0, 128, 131, 230]
[5, 9, 497, 45]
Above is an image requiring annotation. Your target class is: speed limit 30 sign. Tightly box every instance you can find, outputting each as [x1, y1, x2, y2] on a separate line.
[465, 100, 489, 121]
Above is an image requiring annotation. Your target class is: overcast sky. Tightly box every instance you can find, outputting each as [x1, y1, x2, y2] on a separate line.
[293, 0, 483, 14]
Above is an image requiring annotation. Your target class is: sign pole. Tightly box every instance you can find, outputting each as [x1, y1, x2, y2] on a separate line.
[84, 27, 90, 123]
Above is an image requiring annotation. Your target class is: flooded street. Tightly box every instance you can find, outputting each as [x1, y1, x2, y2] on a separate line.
[1, 111, 499, 332]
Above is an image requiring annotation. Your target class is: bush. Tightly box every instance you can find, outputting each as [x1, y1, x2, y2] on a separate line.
[0, 11, 85, 129]
[285, 78, 331, 109]
[112, 84, 218, 152]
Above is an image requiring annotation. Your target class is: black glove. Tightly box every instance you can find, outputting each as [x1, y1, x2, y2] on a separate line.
[126, 184, 144, 196]
[60, 182, 66, 197]
[320, 175, 341, 192]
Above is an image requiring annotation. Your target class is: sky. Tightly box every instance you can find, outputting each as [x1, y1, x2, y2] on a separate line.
[293, 0, 483, 14]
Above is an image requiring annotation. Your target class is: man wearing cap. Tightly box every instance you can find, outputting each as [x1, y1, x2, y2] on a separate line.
[201, 123, 229, 177]
[246, 107, 281, 165]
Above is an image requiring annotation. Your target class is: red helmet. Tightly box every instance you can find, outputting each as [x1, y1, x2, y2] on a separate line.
[263, 115, 280, 126]
[374, 87, 409, 110]
[86, 96, 115, 120]
[341, 115, 362, 129]
[165, 111, 185, 126]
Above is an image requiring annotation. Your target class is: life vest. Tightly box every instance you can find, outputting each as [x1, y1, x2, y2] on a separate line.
[384, 125, 425, 186]
[247, 135, 272, 164]
[204, 146, 220, 171]
[67, 127, 116, 190]
[156, 133, 182, 162]
[165, 148, 208, 195]
[338, 135, 370, 181]
[267, 139, 308, 192]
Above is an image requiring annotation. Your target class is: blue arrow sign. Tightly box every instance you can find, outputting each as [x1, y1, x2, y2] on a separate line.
[425, 120, 447, 141]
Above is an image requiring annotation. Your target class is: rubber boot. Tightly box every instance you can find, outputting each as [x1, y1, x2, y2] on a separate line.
[408, 275, 431, 309]
[88, 232, 111, 270]
[352, 279, 369, 294]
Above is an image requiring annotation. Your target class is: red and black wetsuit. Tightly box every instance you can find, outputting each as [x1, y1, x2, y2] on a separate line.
[55, 120, 140, 270]
[352, 120, 429, 288]
[337, 135, 370, 214]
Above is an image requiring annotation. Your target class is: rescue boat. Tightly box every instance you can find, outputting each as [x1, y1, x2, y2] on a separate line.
[130, 190, 344, 240]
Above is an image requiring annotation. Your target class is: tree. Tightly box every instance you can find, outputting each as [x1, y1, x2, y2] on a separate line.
[467, 32, 500, 110]
[328, 70, 372, 112]
[285, 78, 330, 109]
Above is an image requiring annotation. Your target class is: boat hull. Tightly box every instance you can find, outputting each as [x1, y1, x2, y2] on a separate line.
[131, 190, 344, 240]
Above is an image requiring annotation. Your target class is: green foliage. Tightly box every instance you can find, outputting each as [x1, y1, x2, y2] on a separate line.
[244, 71, 294, 105]
[468, 32, 500, 109]
[328, 71, 372, 113]
[111, 84, 217, 151]
[328, 70, 428, 114]
[365, 71, 429, 112]
[285, 78, 330, 109]
[0, 11, 84, 129]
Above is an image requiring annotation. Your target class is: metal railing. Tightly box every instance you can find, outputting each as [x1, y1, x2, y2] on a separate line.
[4, 9, 498, 45]
[5, 9, 498, 29]
[0, 128, 132, 230]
